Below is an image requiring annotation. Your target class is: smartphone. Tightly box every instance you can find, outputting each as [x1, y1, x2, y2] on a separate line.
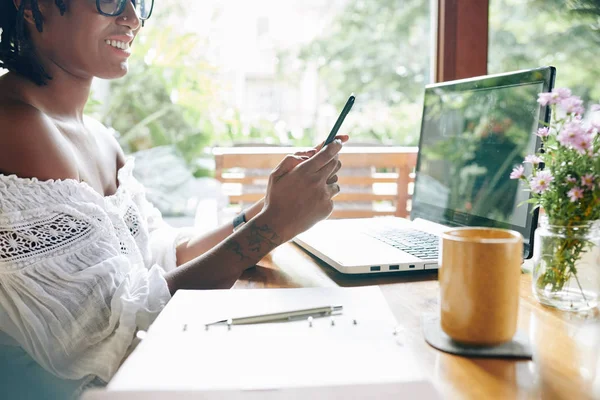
[323, 95, 355, 146]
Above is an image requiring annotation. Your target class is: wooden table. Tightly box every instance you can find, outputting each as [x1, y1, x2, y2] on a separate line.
[234, 243, 600, 400]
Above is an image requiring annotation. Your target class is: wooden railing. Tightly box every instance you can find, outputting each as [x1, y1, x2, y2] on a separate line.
[213, 147, 418, 219]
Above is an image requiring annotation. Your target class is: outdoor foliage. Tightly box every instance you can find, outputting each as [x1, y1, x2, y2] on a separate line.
[85, 2, 221, 176]
[490, 0, 600, 102]
[86, 0, 600, 171]
[297, 0, 430, 145]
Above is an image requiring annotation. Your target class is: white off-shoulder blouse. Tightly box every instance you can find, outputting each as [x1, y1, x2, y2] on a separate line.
[0, 158, 194, 389]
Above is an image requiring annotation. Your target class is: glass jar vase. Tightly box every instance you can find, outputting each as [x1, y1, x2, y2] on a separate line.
[532, 216, 600, 311]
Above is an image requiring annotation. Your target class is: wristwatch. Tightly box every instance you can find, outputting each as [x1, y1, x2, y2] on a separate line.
[233, 212, 247, 232]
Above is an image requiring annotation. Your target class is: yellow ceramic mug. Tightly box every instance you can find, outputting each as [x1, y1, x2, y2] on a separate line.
[439, 228, 523, 346]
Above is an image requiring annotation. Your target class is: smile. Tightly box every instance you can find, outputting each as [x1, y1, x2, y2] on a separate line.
[105, 40, 131, 52]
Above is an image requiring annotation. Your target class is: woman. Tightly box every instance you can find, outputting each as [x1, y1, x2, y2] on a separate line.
[0, 0, 346, 397]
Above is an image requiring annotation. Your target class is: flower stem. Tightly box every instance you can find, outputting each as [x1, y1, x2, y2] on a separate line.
[573, 268, 590, 307]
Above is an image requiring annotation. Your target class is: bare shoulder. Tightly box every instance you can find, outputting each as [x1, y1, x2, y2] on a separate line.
[0, 100, 78, 181]
[83, 114, 127, 169]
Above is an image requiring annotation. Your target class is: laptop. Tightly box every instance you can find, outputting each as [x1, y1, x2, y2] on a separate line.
[294, 67, 556, 274]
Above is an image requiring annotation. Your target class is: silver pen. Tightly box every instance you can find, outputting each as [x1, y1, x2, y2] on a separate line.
[205, 305, 343, 326]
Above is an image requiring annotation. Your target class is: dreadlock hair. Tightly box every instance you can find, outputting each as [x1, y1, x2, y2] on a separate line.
[0, 0, 67, 85]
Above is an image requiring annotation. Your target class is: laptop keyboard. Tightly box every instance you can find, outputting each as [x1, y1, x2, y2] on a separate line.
[366, 228, 439, 260]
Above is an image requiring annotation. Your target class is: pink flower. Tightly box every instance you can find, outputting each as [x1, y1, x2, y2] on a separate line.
[510, 165, 525, 180]
[582, 174, 594, 188]
[559, 96, 585, 115]
[553, 88, 572, 99]
[537, 93, 555, 106]
[536, 127, 550, 138]
[592, 104, 600, 112]
[567, 187, 584, 202]
[572, 133, 593, 155]
[530, 171, 554, 194]
[557, 121, 586, 147]
[524, 154, 543, 165]
[537, 88, 572, 106]
[566, 175, 577, 184]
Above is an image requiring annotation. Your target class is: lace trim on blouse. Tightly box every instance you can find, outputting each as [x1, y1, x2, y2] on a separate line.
[0, 158, 194, 384]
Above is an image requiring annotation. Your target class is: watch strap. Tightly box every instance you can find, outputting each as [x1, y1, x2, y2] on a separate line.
[233, 212, 247, 231]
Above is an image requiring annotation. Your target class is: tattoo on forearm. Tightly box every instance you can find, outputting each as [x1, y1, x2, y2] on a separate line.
[248, 224, 281, 252]
[225, 223, 282, 261]
[225, 240, 252, 262]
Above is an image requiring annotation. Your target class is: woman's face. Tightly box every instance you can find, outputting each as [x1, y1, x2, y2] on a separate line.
[31, 0, 141, 80]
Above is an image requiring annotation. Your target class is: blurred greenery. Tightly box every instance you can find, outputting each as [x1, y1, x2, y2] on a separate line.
[85, 0, 600, 173]
[489, 0, 600, 102]
[296, 0, 430, 145]
[85, 1, 220, 177]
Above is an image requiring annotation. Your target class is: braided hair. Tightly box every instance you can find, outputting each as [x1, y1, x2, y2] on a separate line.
[0, 0, 67, 85]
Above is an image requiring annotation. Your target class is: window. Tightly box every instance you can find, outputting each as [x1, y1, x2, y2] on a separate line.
[489, 0, 600, 104]
[90, 0, 434, 169]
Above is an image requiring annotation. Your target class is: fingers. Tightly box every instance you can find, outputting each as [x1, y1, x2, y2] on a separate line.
[318, 156, 341, 181]
[307, 139, 343, 171]
[327, 159, 342, 180]
[328, 183, 341, 198]
[315, 135, 350, 152]
[335, 135, 350, 143]
[334, 134, 350, 144]
[326, 174, 339, 185]
[271, 154, 308, 180]
[294, 149, 317, 158]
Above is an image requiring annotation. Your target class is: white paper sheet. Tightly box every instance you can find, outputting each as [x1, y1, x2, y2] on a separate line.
[109, 287, 425, 391]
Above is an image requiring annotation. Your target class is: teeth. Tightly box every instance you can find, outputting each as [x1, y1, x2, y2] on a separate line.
[105, 39, 130, 51]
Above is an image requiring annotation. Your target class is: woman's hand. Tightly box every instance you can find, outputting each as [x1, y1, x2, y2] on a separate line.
[245, 134, 349, 222]
[261, 139, 345, 242]
[314, 134, 349, 152]
[166, 136, 347, 291]
[295, 134, 348, 185]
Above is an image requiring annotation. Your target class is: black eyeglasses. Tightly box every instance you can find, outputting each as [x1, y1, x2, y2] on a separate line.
[96, 0, 154, 21]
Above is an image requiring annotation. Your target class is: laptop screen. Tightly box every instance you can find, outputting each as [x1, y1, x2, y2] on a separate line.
[411, 67, 555, 258]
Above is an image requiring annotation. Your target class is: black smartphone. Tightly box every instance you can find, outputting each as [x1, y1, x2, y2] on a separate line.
[323, 95, 355, 146]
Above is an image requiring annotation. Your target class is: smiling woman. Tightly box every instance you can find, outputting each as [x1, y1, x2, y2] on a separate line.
[0, 0, 345, 397]
[0, 0, 155, 84]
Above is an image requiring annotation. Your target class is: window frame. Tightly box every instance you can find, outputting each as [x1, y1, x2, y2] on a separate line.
[435, 0, 489, 82]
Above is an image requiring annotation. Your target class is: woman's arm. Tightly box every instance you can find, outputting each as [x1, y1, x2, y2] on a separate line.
[164, 140, 344, 292]
[174, 198, 265, 266]
[166, 209, 280, 290]
[174, 137, 347, 266]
